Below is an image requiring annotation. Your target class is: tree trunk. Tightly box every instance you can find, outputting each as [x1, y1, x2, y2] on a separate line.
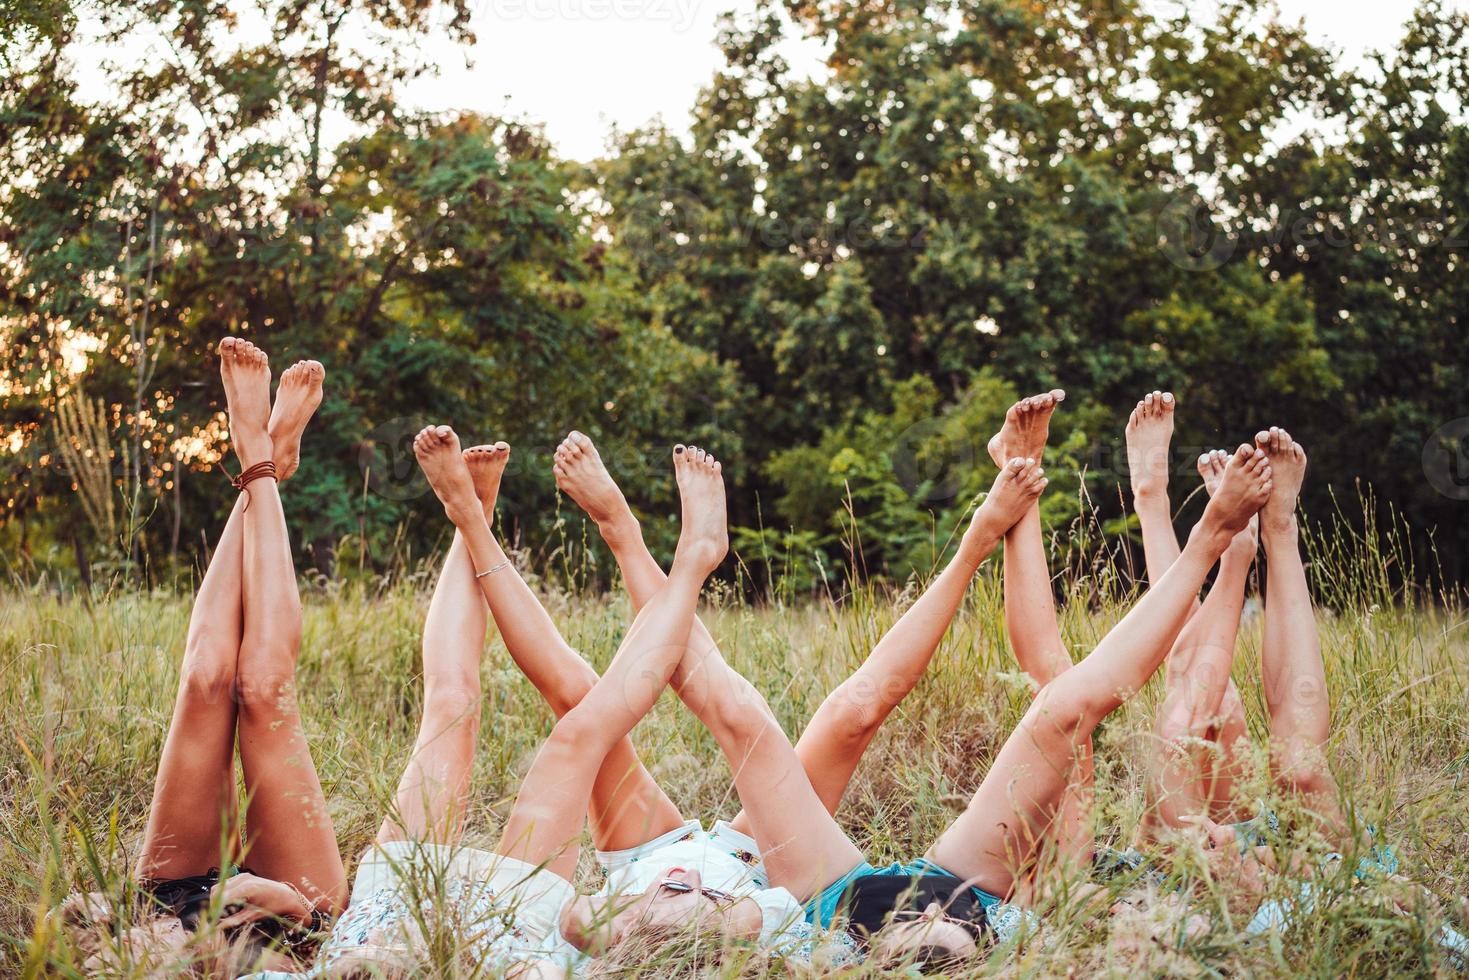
[170, 459, 182, 569]
[72, 534, 92, 593]
[311, 534, 336, 579]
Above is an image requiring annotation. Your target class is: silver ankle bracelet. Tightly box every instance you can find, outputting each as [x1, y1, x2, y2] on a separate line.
[476, 560, 511, 578]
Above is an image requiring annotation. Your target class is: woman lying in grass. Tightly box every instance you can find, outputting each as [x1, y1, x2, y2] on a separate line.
[667, 435, 1274, 971]
[242, 429, 733, 977]
[52, 340, 342, 975]
[1121, 407, 1469, 960]
[429, 426, 1044, 962]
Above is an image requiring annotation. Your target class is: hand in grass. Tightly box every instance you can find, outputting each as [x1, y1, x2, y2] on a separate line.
[216, 873, 312, 929]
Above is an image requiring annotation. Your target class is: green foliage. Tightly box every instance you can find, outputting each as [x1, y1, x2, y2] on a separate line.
[2, 0, 1469, 589]
[0, 1, 734, 580]
[592, 0, 1469, 587]
[764, 371, 1093, 579]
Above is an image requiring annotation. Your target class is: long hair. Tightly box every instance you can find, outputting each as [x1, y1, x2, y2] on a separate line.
[51, 890, 303, 978]
[581, 920, 730, 977]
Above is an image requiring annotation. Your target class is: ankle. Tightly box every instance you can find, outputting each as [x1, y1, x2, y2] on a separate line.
[1261, 521, 1300, 555]
[673, 539, 724, 580]
[1187, 520, 1234, 560]
[598, 513, 642, 550]
[443, 498, 482, 529]
[273, 451, 299, 483]
[1222, 534, 1257, 566]
[1261, 514, 1298, 541]
[960, 517, 1003, 563]
[234, 432, 275, 471]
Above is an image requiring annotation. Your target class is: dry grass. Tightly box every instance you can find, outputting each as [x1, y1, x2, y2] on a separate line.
[2, 524, 1466, 977]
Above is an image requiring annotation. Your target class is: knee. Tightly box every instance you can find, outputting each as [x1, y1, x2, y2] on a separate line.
[549, 701, 610, 755]
[1217, 689, 1247, 741]
[1274, 753, 1336, 801]
[546, 659, 597, 718]
[1024, 683, 1091, 749]
[177, 659, 237, 709]
[1155, 704, 1194, 746]
[1030, 649, 1074, 689]
[813, 689, 880, 748]
[235, 664, 299, 714]
[245, 597, 303, 651]
[707, 676, 776, 742]
[1155, 696, 1210, 746]
[424, 673, 482, 723]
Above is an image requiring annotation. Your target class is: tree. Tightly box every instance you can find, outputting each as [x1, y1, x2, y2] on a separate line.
[0, 0, 739, 581]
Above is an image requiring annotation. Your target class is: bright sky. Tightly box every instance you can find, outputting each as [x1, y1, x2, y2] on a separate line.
[402, 0, 1463, 161]
[71, 0, 1464, 163]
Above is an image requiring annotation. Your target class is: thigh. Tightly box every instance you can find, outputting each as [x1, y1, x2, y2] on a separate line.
[1206, 681, 1251, 821]
[925, 696, 1083, 899]
[723, 717, 866, 901]
[376, 688, 480, 847]
[140, 499, 247, 879]
[587, 740, 688, 854]
[237, 686, 347, 912]
[137, 687, 240, 880]
[1050, 736, 1096, 872]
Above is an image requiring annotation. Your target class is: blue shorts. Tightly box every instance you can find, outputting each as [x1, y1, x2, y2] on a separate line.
[807, 858, 1003, 928]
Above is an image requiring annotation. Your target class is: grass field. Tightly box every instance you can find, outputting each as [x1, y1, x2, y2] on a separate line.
[2, 519, 1467, 977]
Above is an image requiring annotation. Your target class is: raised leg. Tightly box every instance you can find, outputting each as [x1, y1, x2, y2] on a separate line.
[793, 392, 1065, 808]
[669, 634, 866, 901]
[488, 445, 728, 882]
[1146, 451, 1257, 832]
[1206, 682, 1250, 814]
[1000, 501, 1097, 878]
[224, 339, 346, 913]
[1128, 397, 1251, 812]
[1255, 429, 1344, 837]
[927, 448, 1272, 898]
[137, 494, 246, 881]
[983, 391, 1094, 879]
[779, 504, 1017, 819]
[986, 391, 1070, 689]
[376, 521, 487, 845]
[555, 430, 1005, 834]
[675, 460, 1048, 901]
[1126, 391, 1189, 587]
[450, 439, 684, 852]
[139, 354, 325, 883]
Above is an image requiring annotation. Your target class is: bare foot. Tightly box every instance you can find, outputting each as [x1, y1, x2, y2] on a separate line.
[1196, 445, 1273, 546]
[1254, 427, 1307, 538]
[671, 445, 728, 576]
[987, 389, 1066, 466]
[1126, 391, 1176, 501]
[413, 425, 479, 523]
[1199, 449, 1257, 558]
[970, 457, 1048, 540]
[219, 337, 273, 470]
[554, 431, 634, 531]
[1196, 448, 1227, 496]
[464, 442, 511, 515]
[268, 359, 324, 481]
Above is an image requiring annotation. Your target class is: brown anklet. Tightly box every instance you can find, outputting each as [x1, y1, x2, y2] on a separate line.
[224, 460, 278, 510]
